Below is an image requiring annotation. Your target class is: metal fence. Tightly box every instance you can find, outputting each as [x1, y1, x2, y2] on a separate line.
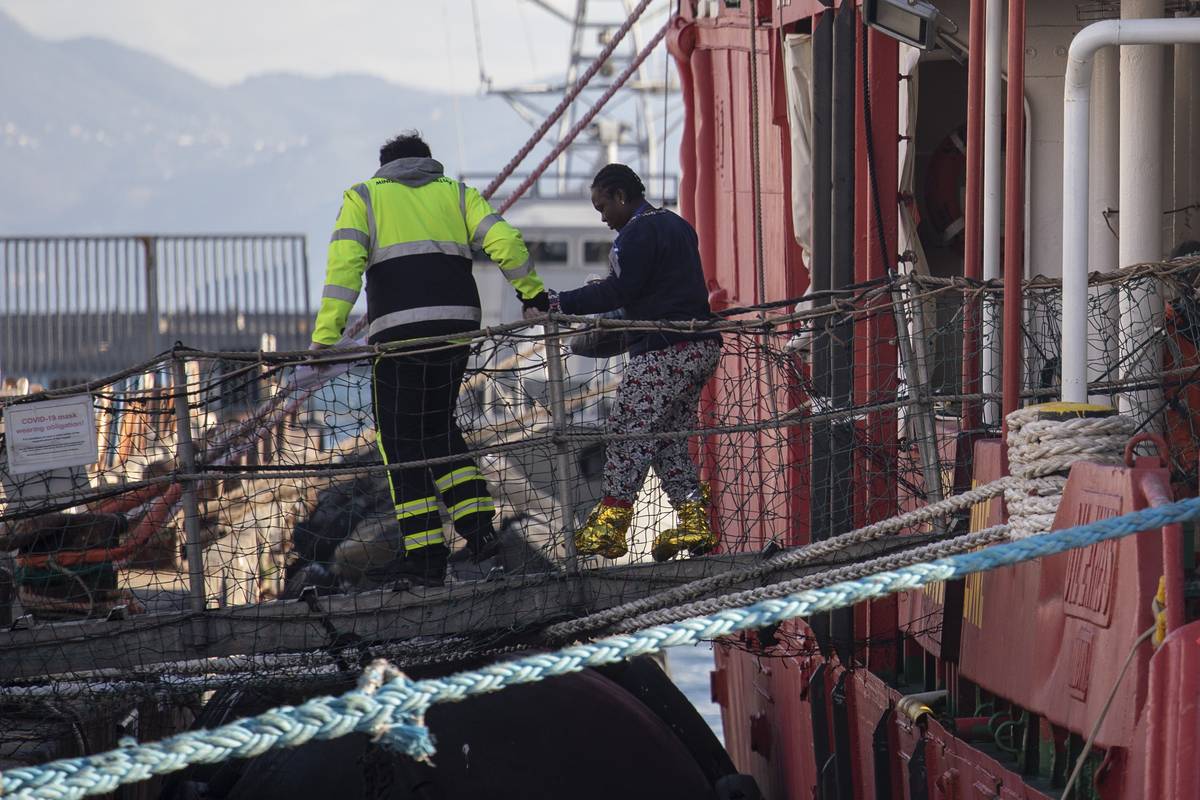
[0, 235, 310, 385]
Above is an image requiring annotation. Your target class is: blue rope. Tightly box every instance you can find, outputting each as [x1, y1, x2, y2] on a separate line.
[6, 494, 1199, 800]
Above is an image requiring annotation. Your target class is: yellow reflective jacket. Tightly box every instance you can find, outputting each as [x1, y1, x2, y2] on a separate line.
[313, 157, 543, 345]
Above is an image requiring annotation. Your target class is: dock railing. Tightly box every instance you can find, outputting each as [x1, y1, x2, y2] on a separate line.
[0, 234, 311, 386]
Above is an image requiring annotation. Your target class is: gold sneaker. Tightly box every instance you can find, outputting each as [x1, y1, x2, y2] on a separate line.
[574, 502, 633, 559]
[652, 487, 717, 562]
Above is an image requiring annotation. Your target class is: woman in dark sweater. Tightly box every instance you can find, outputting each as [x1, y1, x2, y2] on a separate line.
[526, 164, 722, 561]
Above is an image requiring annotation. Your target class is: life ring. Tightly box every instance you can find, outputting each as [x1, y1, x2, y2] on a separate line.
[924, 125, 967, 247]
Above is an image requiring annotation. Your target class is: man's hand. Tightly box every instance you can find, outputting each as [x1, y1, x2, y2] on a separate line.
[520, 290, 551, 322]
[288, 339, 359, 393]
[521, 290, 551, 311]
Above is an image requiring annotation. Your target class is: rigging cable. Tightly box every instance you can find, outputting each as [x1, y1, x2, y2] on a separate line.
[469, 0, 490, 89]
[661, 13, 670, 206]
[482, 0, 660, 200]
[749, 2, 766, 304]
[497, 21, 670, 214]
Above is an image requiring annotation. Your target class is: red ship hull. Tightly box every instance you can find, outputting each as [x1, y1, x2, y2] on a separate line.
[669, 2, 1200, 797]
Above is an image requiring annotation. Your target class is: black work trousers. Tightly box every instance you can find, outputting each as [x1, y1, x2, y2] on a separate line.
[371, 347, 495, 555]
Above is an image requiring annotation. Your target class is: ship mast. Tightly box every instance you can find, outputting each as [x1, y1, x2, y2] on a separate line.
[476, 0, 678, 198]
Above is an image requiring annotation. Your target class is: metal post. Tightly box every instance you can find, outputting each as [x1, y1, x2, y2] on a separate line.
[1118, 0, 1167, 427]
[1088, 47, 1121, 406]
[982, 0, 1004, 425]
[829, 0, 857, 671]
[1001, 0, 1026, 475]
[172, 354, 207, 612]
[810, 6, 834, 547]
[809, 5, 834, 659]
[543, 321, 580, 574]
[961, 0, 985, 436]
[142, 237, 159, 362]
[891, 282, 946, 515]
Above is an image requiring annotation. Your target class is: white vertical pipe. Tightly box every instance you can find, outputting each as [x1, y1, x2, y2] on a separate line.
[1118, 0, 1166, 425]
[1161, 37, 1176, 253]
[1191, 43, 1200, 244]
[1087, 48, 1120, 405]
[1060, 17, 1200, 404]
[1061, 32, 1101, 402]
[981, 0, 1003, 425]
[1175, 40, 1200, 245]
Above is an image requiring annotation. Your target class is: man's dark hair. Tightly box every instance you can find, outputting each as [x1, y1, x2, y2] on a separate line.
[380, 131, 432, 165]
[591, 163, 645, 201]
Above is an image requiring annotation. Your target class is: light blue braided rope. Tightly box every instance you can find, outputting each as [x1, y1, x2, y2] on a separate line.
[6, 494, 1199, 800]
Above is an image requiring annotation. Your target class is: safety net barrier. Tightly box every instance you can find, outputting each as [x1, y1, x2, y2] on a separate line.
[1, 258, 1199, 775]
[5, 490, 1200, 800]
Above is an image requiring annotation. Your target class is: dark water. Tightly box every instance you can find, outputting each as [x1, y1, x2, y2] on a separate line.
[664, 642, 724, 743]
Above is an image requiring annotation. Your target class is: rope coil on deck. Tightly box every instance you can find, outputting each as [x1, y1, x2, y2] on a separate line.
[1004, 405, 1135, 538]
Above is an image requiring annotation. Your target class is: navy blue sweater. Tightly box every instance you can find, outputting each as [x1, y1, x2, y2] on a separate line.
[558, 204, 722, 355]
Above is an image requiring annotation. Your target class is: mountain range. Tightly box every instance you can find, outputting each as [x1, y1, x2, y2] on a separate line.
[0, 9, 555, 300]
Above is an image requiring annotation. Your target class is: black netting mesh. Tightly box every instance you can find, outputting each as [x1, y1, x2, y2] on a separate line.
[2, 260, 1199, 769]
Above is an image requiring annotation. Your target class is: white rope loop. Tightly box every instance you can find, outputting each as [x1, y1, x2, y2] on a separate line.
[1004, 405, 1135, 538]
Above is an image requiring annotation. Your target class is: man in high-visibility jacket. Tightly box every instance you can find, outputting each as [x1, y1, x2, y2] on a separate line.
[311, 131, 549, 586]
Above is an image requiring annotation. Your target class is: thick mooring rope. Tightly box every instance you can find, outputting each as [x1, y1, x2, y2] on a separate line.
[607, 524, 1012, 635]
[1004, 406, 1135, 537]
[544, 475, 1021, 641]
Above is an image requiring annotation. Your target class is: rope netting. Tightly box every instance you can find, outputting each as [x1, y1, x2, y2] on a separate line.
[2, 260, 1200, 774]
[7, 493, 1200, 800]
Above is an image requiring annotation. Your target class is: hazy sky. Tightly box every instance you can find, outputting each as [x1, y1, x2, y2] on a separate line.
[0, 0, 626, 92]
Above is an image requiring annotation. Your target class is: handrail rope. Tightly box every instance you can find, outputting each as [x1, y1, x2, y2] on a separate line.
[6, 494, 1200, 800]
[0, 389, 998, 529]
[6, 259, 1194, 409]
[4, 292, 1188, 564]
[5, 369, 1190, 530]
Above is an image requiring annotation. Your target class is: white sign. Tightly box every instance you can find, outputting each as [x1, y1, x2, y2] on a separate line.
[4, 394, 99, 475]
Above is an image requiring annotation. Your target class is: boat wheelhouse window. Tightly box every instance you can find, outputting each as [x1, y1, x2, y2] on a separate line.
[583, 240, 612, 264]
[526, 240, 569, 264]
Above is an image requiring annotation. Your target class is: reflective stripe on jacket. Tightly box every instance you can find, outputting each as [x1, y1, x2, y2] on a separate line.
[313, 157, 544, 345]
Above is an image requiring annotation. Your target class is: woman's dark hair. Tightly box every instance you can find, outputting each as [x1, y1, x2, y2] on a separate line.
[591, 163, 645, 201]
[1171, 240, 1200, 259]
[380, 131, 432, 165]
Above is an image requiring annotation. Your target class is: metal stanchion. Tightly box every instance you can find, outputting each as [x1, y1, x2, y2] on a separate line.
[171, 354, 207, 613]
[543, 320, 580, 574]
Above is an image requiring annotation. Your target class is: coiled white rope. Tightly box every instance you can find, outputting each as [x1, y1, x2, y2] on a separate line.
[1004, 405, 1135, 538]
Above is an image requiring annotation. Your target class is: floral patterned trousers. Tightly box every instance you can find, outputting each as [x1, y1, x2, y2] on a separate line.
[604, 339, 722, 505]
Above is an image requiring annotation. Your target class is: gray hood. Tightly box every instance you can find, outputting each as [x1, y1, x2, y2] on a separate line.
[373, 157, 445, 187]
